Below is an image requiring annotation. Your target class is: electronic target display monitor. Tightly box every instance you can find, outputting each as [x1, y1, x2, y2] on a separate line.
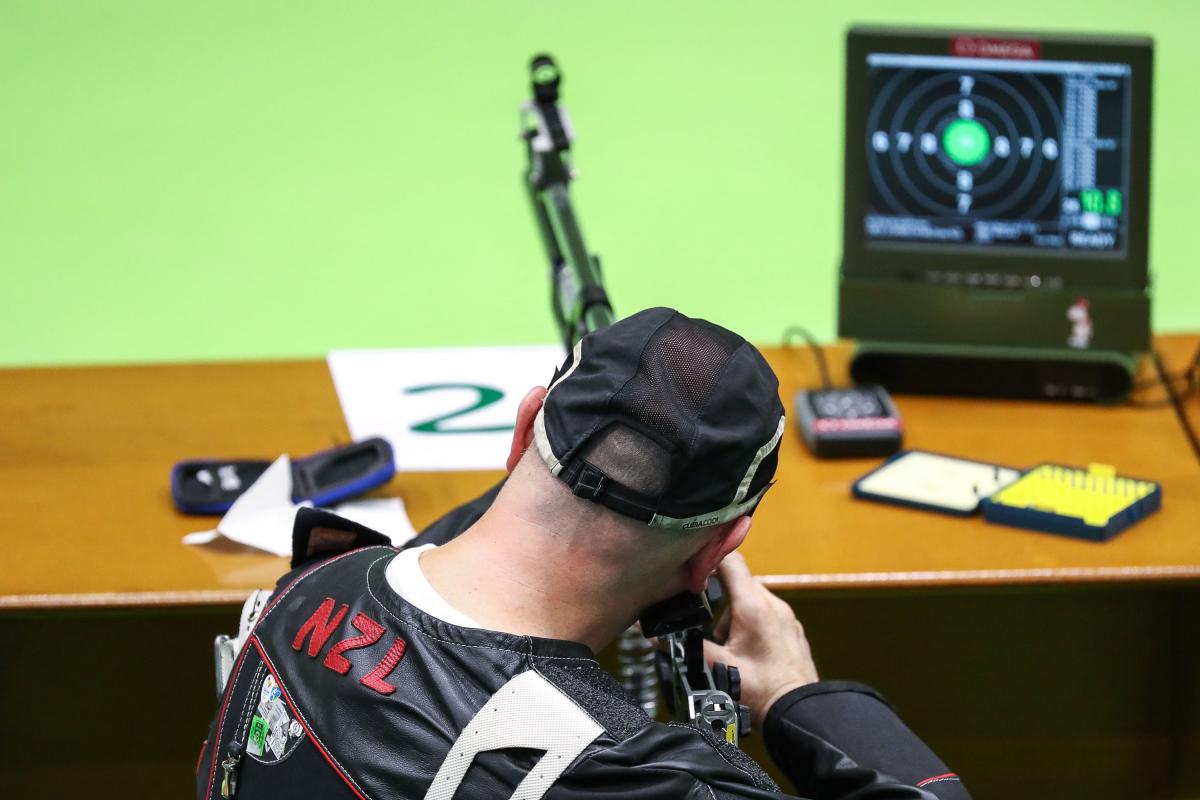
[866, 54, 1129, 253]
[842, 28, 1153, 292]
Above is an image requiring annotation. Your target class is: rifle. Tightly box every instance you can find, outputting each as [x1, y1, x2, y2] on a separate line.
[521, 55, 614, 350]
[521, 54, 751, 746]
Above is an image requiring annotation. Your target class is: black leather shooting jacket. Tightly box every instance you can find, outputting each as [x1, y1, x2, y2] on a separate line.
[196, 504, 969, 800]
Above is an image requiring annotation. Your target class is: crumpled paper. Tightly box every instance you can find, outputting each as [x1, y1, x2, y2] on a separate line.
[182, 455, 416, 556]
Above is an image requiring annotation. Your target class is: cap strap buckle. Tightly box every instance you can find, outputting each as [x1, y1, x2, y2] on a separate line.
[571, 463, 608, 500]
[561, 460, 657, 524]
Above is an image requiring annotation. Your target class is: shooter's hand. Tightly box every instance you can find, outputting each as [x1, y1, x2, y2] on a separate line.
[704, 552, 819, 727]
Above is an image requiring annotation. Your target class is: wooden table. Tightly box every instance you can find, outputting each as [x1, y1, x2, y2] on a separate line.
[751, 335, 1200, 588]
[1, 337, 1198, 799]
[2, 336, 1197, 608]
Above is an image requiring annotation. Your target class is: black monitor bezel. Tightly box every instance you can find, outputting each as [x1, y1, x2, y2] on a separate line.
[842, 26, 1153, 290]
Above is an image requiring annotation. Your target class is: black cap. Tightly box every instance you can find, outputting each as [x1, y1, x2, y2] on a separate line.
[533, 307, 785, 529]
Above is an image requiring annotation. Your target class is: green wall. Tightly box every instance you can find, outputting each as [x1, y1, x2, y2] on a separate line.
[3, 1, 1196, 367]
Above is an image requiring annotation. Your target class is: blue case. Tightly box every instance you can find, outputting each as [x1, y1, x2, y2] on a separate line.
[171, 437, 395, 515]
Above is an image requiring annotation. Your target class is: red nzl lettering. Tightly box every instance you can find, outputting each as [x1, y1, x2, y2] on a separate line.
[360, 637, 407, 695]
[324, 613, 386, 674]
[289, 598, 408, 694]
[292, 597, 349, 657]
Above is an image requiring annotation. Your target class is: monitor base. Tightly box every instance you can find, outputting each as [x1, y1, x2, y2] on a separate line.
[849, 342, 1137, 403]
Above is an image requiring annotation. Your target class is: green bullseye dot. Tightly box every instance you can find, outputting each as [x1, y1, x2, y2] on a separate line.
[943, 118, 990, 166]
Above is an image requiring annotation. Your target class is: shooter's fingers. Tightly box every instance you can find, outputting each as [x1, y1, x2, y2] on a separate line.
[712, 607, 732, 644]
[702, 639, 735, 670]
[715, 551, 758, 605]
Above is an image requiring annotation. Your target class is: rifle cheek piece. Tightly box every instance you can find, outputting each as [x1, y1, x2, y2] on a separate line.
[639, 590, 712, 639]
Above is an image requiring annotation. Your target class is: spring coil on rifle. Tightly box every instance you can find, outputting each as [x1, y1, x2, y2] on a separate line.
[616, 625, 658, 717]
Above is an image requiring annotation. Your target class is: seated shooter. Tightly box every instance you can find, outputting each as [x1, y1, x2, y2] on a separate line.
[196, 307, 968, 799]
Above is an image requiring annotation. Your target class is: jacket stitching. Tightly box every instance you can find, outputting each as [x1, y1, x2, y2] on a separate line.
[257, 547, 391, 628]
[245, 736, 306, 768]
[666, 722, 761, 787]
[363, 553, 599, 663]
[234, 663, 265, 744]
[530, 661, 619, 739]
[244, 669, 307, 770]
[253, 637, 375, 800]
[567, 725, 752, 797]
[203, 638, 255, 800]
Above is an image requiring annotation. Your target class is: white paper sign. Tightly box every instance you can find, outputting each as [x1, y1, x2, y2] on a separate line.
[327, 345, 565, 472]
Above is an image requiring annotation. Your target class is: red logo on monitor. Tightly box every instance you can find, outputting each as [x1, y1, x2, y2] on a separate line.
[951, 36, 1041, 60]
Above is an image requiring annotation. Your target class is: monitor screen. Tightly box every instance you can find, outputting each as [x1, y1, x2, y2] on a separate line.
[863, 53, 1132, 255]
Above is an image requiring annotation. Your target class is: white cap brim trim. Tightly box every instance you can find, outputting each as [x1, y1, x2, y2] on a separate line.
[531, 340, 583, 478]
[649, 414, 785, 530]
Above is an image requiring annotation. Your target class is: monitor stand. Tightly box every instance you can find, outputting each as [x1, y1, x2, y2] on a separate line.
[849, 341, 1137, 402]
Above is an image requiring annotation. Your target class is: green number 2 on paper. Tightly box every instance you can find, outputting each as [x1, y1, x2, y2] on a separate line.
[405, 383, 515, 435]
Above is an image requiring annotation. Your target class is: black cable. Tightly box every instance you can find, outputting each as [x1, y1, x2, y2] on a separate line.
[1173, 343, 1200, 461]
[782, 326, 832, 390]
[1130, 370, 1192, 408]
[1152, 349, 1200, 464]
[1187, 342, 1200, 394]
[1130, 342, 1200, 409]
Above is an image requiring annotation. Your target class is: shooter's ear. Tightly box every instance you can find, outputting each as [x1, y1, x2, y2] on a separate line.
[507, 386, 548, 473]
[681, 516, 752, 595]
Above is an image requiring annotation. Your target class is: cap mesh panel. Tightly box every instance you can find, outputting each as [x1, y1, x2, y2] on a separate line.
[580, 425, 671, 496]
[617, 317, 741, 443]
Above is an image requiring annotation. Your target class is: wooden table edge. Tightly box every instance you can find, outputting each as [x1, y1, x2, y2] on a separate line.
[0, 589, 256, 611]
[4, 565, 1199, 610]
[760, 564, 1200, 590]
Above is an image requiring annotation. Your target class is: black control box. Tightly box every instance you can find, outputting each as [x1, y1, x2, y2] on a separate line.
[794, 385, 903, 458]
